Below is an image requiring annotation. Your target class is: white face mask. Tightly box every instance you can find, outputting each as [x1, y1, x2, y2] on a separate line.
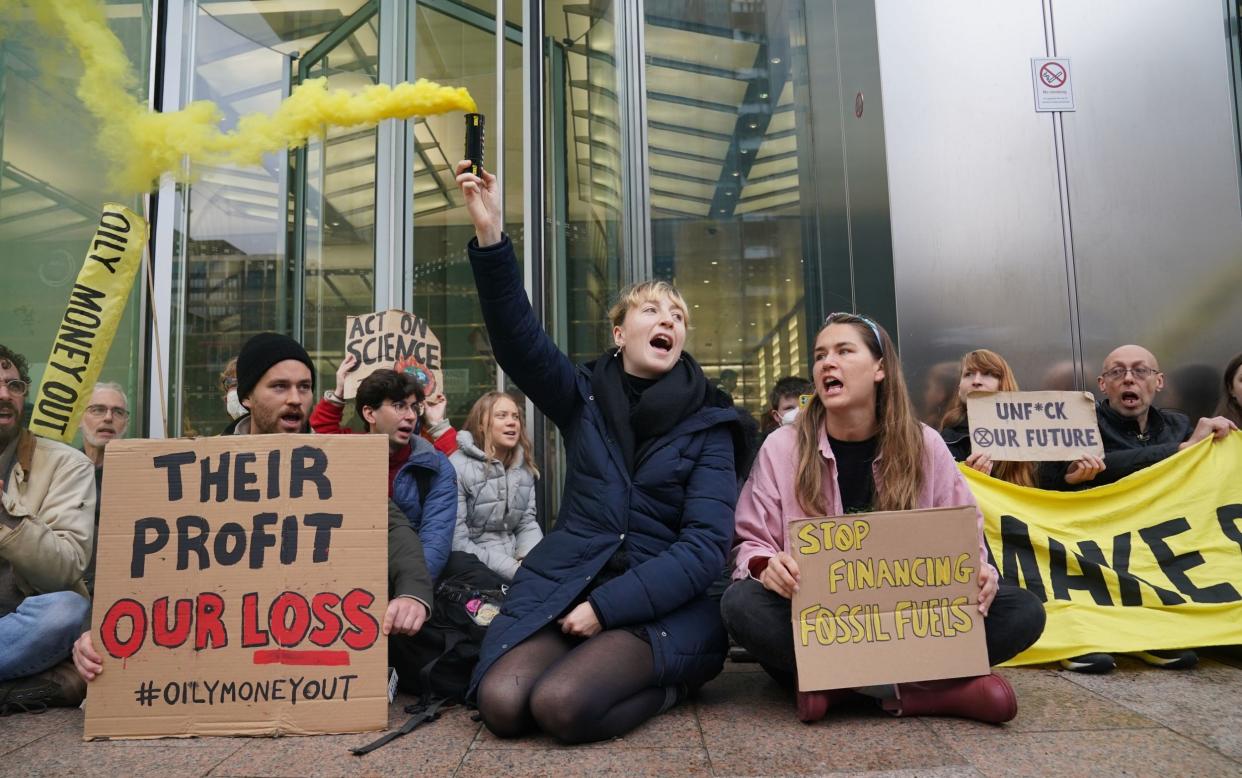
[226, 389, 246, 420]
[780, 407, 799, 426]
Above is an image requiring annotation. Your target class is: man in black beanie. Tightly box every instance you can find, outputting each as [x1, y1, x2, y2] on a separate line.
[226, 332, 316, 434]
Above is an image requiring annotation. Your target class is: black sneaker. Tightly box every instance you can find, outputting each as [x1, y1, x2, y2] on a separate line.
[0, 660, 86, 715]
[1131, 649, 1198, 669]
[1059, 652, 1116, 674]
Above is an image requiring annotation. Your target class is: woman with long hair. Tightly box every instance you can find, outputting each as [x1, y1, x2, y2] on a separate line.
[454, 161, 751, 744]
[938, 349, 1038, 486]
[722, 314, 1045, 724]
[450, 391, 542, 581]
[1217, 353, 1242, 427]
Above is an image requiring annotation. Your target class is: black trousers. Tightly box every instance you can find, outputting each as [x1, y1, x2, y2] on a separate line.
[720, 578, 1045, 686]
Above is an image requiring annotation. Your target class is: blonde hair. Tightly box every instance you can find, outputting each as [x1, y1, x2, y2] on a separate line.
[795, 315, 924, 515]
[463, 391, 539, 478]
[940, 349, 1037, 488]
[607, 281, 690, 329]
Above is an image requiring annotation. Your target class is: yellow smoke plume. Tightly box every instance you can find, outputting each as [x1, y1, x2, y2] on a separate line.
[10, 0, 476, 193]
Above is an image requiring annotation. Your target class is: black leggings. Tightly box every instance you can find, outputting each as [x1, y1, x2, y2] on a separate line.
[476, 625, 670, 744]
[721, 578, 1046, 687]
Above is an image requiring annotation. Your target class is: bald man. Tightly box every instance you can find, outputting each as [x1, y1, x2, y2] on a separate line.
[1057, 345, 1236, 489]
[1054, 344, 1236, 674]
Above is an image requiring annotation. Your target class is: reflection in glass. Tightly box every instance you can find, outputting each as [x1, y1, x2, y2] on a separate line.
[643, 2, 809, 418]
[0, 2, 151, 433]
[411, 0, 524, 422]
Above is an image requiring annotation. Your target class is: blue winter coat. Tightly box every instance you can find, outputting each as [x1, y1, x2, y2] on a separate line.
[391, 435, 458, 580]
[467, 236, 744, 697]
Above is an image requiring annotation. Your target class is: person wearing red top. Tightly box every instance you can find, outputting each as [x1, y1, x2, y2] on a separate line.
[311, 354, 459, 473]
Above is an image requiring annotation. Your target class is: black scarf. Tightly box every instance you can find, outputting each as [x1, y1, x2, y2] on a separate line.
[591, 347, 710, 473]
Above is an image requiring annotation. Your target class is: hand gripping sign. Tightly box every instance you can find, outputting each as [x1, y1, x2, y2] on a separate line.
[967, 391, 1104, 462]
[790, 507, 989, 691]
[84, 435, 389, 740]
[342, 309, 443, 400]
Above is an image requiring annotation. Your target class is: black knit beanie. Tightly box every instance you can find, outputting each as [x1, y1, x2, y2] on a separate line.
[236, 332, 315, 402]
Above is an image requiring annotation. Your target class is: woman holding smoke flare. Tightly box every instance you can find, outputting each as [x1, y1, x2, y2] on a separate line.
[454, 161, 752, 744]
[721, 313, 1046, 724]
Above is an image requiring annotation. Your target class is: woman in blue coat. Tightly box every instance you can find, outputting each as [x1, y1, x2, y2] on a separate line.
[455, 161, 751, 743]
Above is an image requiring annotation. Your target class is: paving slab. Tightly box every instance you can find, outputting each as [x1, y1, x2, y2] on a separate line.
[1058, 656, 1242, 761]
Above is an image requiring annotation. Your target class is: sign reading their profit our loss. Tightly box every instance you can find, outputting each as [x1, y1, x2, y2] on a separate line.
[790, 507, 989, 691]
[967, 391, 1104, 462]
[84, 435, 389, 740]
[342, 309, 442, 400]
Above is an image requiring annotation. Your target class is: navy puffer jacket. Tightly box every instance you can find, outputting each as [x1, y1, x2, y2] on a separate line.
[467, 236, 747, 697]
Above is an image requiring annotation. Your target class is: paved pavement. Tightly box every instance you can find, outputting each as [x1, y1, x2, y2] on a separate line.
[4, 650, 1242, 777]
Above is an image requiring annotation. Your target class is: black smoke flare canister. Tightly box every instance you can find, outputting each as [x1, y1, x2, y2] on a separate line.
[465, 113, 485, 176]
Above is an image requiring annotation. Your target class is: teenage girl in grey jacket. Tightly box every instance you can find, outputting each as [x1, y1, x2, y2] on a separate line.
[450, 391, 542, 580]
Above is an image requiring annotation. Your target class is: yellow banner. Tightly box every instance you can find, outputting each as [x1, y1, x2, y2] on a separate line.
[29, 203, 147, 442]
[966, 432, 1242, 664]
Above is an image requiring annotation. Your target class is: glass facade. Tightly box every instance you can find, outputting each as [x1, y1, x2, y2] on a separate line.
[0, 1, 152, 439]
[6, 0, 1239, 505]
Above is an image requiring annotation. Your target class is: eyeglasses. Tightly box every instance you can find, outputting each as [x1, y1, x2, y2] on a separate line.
[1101, 366, 1160, 382]
[221, 376, 238, 390]
[86, 404, 130, 419]
[825, 312, 884, 355]
[388, 399, 424, 414]
[1, 378, 29, 396]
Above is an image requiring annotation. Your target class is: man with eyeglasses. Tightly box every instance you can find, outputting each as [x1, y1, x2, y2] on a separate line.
[77, 382, 129, 594]
[1054, 344, 1237, 491]
[0, 344, 95, 714]
[313, 366, 457, 582]
[1054, 344, 1237, 675]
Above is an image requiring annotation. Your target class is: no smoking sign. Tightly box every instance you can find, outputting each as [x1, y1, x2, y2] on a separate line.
[1031, 57, 1075, 112]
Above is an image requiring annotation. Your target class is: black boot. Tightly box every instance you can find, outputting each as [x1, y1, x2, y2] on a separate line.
[0, 660, 86, 715]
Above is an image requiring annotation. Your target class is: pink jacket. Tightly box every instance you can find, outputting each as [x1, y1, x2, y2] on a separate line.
[731, 423, 993, 580]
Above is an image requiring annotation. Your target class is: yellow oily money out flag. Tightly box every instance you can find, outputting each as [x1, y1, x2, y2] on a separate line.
[29, 203, 147, 442]
[965, 432, 1242, 665]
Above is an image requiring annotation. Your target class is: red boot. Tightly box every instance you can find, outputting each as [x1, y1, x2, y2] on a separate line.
[795, 688, 854, 723]
[882, 674, 1017, 724]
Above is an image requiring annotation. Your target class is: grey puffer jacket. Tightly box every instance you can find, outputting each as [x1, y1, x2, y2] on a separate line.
[449, 431, 542, 580]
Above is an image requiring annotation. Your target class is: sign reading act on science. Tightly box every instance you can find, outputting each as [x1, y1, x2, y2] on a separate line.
[84, 435, 389, 740]
[967, 390, 1104, 462]
[790, 507, 989, 691]
[342, 309, 442, 400]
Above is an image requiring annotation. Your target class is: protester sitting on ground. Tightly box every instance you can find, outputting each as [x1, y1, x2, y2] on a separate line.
[310, 364, 457, 580]
[937, 349, 1102, 489]
[78, 382, 129, 593]
[721, 314, 1046, 725]
[218, 333, 315, 434]
[220, 356, 244, 421]
[1048, 344, 1237, 675]
[450, 391, 541, 581]
[311, 353, 458, 456]
[0, 345, 96, 714]
[761, 375, 812, 437]
[74, 332, 434, 684]
[1048, 345, 1237, 491]
[456, 161, 752, 744]
[1217, 352, 1242, 427]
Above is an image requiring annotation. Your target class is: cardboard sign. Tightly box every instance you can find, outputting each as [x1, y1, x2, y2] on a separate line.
[967, 390, 1103, 462]
[84, 435, 389, 740]
[790, 507, 988, 691]
[342, 309, 442, 400]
